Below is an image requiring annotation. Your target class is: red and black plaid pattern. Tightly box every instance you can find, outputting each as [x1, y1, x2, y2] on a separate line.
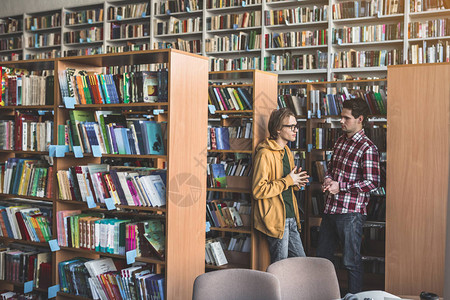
[324, 129, 380, 214]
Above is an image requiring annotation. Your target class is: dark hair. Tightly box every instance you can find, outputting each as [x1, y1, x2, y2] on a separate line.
[268, 108, 295, 139]
[343, 97, 370, 127]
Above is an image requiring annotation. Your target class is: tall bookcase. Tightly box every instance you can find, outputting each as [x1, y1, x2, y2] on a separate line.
[0, 49, 208, 300]
[205, 69, 278, 271]
[386, 62, 450, 296]
[277, 79, 388, 291]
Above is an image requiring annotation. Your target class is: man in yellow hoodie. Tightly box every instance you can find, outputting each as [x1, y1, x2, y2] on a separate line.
[252, 107, 310, 263]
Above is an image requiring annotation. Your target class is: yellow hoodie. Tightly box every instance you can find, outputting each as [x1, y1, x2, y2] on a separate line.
[252, 138, 301, 239]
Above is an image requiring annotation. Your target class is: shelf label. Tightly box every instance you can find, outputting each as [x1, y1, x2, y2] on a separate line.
[126, 249, 137, 264]
[56, 145, 69, 157]
[186, 6, 191, 12]
[246, 45, 250, 52]
[105, 197, 116, 210]
[31, 26, 36, 31]
[337, 38, 342, 45]
[208, 105, 216, 114]
[307, 110, 311, 119]
[377, 11, 381, 18]
[153, 109, 164, 115]
[167, 9, 171, 15]
[63, 96, 76, 109]
[86, 195, 96, 208]
[87, 38, 91, 43]
[49, 239, 60, 252]
[142, 12, 147, 17]
[79, 38, 84, 43]
[116, 15, 122, 20]
[233, 24, 238, 30]
[242, 1, 246, 6]
[92, 145, 102, 157]
[317, 110, 321, 118]
[221, 114, 229, 119]
[48, 285, 60, 299]
[307, 144, 312, 152]
[38, 110, 46, 116]
[24, 281, 34, 293]
[326, 152, 332, 160]
[206, 221, 211, 232]
[48, 145, 56, 157]
[35, 43, 39, 48]
[88, 19, 93, 24]
[73, 146, 83, 158]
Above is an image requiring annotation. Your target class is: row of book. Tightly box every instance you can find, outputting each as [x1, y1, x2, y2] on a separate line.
[207, 0, 260, 9]
[312, 127, 343, 150]
[206, 200, 250, 228]
[208, 86, 253, 111]
[110, 23, 149, 40]
[367, 195, 386, 221]
[106, 43, 149, 54]
[107, 3, 150, 20]
[311, 192, 325, 216]
[332, 23, 403, 44]
[408, 18, 450, 39]
[0, 18, 22, 34]
[26, 33, 61, 48]
[265, 30, 328, 49]
[264, 51, 328, 71]
[25, 50, 61, 61]
[264, 6, 328, 26]
[59, 69, 168, 104]
[208, 124, 253, 150]
[205, 236, 250, 266]
[277, 93, 307, 117]
[1, 158, 53, 198]
[209, 56, 261, 72]
[0, 203, 52, 243]
[155, 39, 201, 54]
[156, 16, 202, 36]
[64, 27, 103, 44]
[25, 13, 61, 30]
[56, 211, 164, 259]
[0, 38, 22, 52]
[312, 160, 328, 183]
[409, 41, 450, 64]
[59, 258, 164, 300]
[287, 129, 307, 151]
[64, 47, 104, 57]
[0, 245, 51, 288]
[207, 12, 262, 31]
[12, 115, 53, 152]
[207, 158, 251, 188]
[157, 0, 201, 13]
[205, 31, 261, 53]
[410, 0, 447, 12]
[366, 124, 387, 153]
[332, 0, 403, 20]
[332, 49, 403, 68]
[0, 53, 22, 62]
[57, 165, 166, 207]
[2, 73, 54, 106]
[65, 8, 104, 25]
[60, 110, 165, 156]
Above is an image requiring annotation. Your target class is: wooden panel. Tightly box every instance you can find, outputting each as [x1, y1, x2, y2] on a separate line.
[386, 64, 450, 296]
[251, 70, 278, 271]
[166, 51, 208, 300]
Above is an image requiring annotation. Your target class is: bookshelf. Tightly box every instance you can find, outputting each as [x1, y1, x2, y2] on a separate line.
[0, 0, 447, 78]
[277, 78, 387, 291]
[386, 62, 450, 296]
[205, 69, 278, 271]
[0, 49, 208, 300]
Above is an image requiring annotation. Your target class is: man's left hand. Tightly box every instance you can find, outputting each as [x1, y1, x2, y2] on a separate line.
[323, 180, 339, 194]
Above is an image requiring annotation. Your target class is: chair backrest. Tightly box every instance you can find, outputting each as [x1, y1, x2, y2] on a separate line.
[192, 268, 282, 300]
[267, 257, 341, 300]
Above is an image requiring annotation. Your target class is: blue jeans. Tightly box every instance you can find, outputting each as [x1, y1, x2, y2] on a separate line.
[316, 213, 366, 294]
[266, 218, 306, 263]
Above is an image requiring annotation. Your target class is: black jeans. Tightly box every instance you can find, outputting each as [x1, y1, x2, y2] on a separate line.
[316, 213, 366, 294]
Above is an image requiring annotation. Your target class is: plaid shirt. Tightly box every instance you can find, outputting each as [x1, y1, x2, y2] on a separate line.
[324, 129, 380, 214]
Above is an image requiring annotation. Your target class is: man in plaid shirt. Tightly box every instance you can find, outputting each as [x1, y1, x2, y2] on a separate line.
[317, 98, 380, 294]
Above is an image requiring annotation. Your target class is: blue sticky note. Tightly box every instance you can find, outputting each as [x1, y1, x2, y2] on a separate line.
[246, 45, 250, 51]
[35, 43, 39, 48]
[105, 198, 116, 210]
[55, 145, 67, 158]
[307, 110, 312, 119]
[73, 146, 83, 158]
[186, 6, 191, 12]
[79, 38, 84, 43]
[48, 145, 56, 157]
[48, 239, 60, 252]
[377, 11, 381, 18]
[326, 152, 332, 160]
[24, 280, 33, 293]
[233, 24, 238, 30]
[208, 105, 216, 114]
[48, 285, 60, 299]
[221, 114, 228, 119]
[86, 195, 96, 208]
[92, 145, 102, 157]
[307, 144, 312, 152]
[242, 1, 246, 6]
[317, 109, 321, 118]
[167, 9, 171, 15]
[117, 15, 122, 20]
[153, 109, 164, 115]
[38, 110, 46, 115]
[206, 221, 211, 232]
[126, 249, 137, 264]
[63, 96, 76, 109]
[87, 38, 91, 43]
[88, 19, 93, 24]
[31, 26, 36, 31]
[337, 38, 342, 45]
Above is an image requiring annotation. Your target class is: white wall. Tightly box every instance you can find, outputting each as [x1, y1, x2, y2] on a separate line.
[0, 0, 107, 17]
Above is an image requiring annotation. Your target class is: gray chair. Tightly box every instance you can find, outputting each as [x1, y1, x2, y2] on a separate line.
[267, 257, 341, 300]
[192, 268, 282, 300]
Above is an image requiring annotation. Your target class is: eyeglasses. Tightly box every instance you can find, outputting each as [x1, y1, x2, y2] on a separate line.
[282, 123, 300, 131]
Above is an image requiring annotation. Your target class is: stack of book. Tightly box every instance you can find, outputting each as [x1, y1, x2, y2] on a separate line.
[206, 200, 249, 228]
[56, 165, 166, 207]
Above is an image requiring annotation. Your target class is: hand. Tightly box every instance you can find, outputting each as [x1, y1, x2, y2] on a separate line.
[289, 166, 310, 187]
[323, 180, 339, 194]
[322, 178, 332, 192]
